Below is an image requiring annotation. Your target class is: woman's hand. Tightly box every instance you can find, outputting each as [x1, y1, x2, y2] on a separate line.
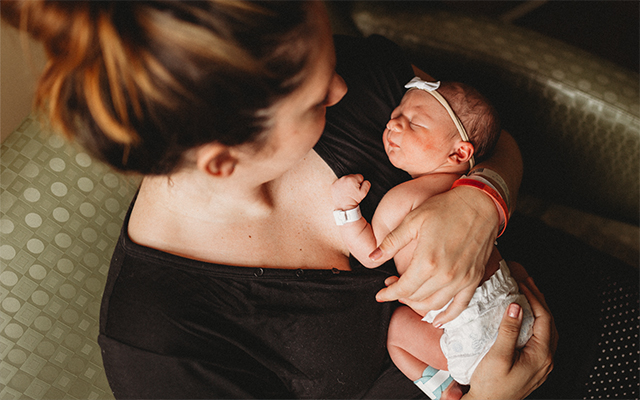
[462, 278, 558, 400]
[372, 185, 499, 322]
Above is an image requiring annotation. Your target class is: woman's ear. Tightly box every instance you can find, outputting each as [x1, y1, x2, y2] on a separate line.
[449, 141, 475, 164]
[195, 143, 237, 177]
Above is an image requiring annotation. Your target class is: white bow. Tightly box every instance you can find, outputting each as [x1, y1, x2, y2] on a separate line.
[405, 77, 441, 91]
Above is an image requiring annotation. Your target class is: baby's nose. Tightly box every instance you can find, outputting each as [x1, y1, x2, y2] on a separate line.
[387, 118, 403, 132]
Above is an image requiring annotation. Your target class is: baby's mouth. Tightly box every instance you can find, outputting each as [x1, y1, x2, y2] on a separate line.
[384, 130, 399, 149]
[387, 137, 400, 149]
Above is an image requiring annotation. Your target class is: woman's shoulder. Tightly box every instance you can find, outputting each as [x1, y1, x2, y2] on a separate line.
[333, 34, 408, 61]
[333, 34, 414, 84]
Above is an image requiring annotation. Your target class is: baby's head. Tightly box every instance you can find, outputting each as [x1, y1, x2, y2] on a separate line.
[384, 79, 500, 177]
[437, 81, 501, 164]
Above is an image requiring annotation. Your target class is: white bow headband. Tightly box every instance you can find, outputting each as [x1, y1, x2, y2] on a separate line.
[404, 77, 475, 168]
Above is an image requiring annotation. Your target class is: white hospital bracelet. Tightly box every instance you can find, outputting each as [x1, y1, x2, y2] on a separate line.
[463, 174, 499, 196]
[468, 168, 511, 214]
[333, 206, 362, 226]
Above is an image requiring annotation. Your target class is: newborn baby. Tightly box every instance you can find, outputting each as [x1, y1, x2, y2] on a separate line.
[331, 77, 533, 399]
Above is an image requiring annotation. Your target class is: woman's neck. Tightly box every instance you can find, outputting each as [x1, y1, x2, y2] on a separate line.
[140, 168, 280, 223]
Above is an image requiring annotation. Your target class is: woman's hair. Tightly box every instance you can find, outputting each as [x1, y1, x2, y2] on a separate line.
[438, 81, 501, 163]
[1, 1, 316, 174]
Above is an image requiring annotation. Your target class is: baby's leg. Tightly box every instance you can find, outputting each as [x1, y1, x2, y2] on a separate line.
[388, 306, 464, 399]
[388, 306, 448, 380]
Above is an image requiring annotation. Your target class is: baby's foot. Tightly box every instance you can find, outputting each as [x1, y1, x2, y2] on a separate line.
[440, 381, 464, 400]
[414, 366, 462, 400]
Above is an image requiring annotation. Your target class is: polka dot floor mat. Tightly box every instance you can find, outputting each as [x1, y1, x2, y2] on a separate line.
[1, 116, 139, 400]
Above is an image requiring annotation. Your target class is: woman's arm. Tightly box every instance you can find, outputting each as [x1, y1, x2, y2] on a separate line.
[373, 66, 523, 323]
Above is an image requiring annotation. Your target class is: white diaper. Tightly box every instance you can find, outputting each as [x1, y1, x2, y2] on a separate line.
[423, 260, 534, 385]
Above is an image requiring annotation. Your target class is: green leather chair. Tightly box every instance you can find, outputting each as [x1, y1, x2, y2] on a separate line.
[330, 1, 639, 225]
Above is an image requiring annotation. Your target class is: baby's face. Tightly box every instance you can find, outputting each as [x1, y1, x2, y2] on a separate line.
[383, 89, 458, 177]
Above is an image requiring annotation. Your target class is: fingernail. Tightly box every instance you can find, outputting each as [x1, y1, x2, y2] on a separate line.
[369, 248, 382, 261]
[508, 303, 521, 318]
[434, 322, 442, 329]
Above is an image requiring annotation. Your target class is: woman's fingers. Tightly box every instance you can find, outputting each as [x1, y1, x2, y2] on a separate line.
[384, 275, 399, 287]
[376, 265, 427, 303]
[369, 216, 415, 266]
[519, 281, 558, 361]
[430, 285, 477, 326]
[493, 303, 524, 365]
[522, 277, 551, 312]
[463, 303, 526, 399]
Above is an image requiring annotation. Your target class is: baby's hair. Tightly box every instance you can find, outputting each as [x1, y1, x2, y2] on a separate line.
[438, 82, 501, 163]
[1, 1, 316, 174]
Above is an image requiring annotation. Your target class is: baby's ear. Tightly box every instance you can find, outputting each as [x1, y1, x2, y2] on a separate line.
[449, 141, 475, 164]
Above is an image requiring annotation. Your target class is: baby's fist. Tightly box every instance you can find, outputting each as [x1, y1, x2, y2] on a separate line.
[331, 174, 371, 209]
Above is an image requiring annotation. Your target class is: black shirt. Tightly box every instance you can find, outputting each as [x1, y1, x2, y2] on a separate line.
[99, 35, 422, 399]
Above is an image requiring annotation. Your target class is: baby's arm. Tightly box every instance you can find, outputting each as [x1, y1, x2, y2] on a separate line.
[332, 174, 439, 269]
[331, 174, 380, 268]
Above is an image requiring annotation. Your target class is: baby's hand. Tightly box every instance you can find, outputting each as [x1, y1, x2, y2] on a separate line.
[331, 174, 371, 210]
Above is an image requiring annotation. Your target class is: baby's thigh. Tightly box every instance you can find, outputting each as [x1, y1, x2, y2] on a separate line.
[388, 305, 448, 370]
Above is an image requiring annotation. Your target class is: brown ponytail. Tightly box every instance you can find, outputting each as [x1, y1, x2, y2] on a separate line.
[1, 1, 315, 174]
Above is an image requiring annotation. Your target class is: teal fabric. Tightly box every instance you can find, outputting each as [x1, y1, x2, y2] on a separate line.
[1, 116, 139, 400]
[414, 366, 453, 400]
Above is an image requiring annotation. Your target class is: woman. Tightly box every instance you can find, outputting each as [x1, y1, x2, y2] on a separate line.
[1, 1, 556, 398]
